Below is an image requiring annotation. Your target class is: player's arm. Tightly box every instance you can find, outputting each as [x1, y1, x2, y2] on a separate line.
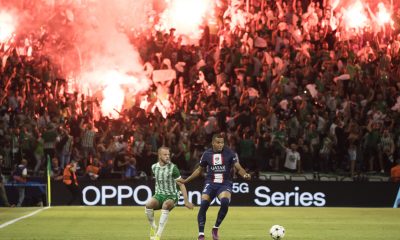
[176, 179, 194, 209]
[234, 162, 251, 180]
[176, 165, 204, 184]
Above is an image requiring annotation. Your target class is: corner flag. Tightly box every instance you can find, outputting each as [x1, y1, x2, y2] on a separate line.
[47, 156, 52, 207]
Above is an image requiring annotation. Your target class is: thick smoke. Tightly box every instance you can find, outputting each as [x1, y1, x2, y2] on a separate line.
[73, 1, 152, 95]
[157, 0, 214, 43]
[2, 0, 153, 118]
[76, 0, 151, 73]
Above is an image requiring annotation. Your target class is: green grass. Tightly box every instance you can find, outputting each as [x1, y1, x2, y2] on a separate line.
[0, 206, 399, 239]
[0, 207, 43, 224]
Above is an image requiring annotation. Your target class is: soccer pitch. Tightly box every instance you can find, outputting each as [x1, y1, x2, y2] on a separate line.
[0, 206, 399, 239]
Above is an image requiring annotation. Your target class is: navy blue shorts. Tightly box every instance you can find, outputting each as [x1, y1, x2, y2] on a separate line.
[202, 183, 232, 199]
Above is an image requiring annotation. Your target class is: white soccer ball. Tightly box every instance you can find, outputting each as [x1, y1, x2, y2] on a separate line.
[269, 225, 285, 239]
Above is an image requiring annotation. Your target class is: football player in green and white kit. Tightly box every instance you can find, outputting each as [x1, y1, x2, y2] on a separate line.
[145, 147, 194, 240]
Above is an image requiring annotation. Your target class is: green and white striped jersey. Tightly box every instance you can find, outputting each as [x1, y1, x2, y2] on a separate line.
[152, 162, 181, 196]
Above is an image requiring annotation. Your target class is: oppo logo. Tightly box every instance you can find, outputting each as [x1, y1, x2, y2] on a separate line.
[80, 184, 326, 207]
[82, 185, 152, 205]
[254, 186, 326, 207]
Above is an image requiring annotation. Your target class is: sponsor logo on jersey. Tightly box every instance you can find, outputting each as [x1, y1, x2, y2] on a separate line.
[210, 165, 226, 172]
[212, 153, 223, 165]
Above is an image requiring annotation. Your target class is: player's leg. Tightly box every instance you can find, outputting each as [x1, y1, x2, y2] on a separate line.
[198, 194, 211, 240]
[212, 189, 232, 240]
[66, 185, 77, 205]
[155, 198, 176, 239]
[145, 197, 161, 239]
[198, 184, 216, 239]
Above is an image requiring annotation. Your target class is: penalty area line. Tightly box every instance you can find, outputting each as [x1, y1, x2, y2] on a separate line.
[0, 207, 50, 229]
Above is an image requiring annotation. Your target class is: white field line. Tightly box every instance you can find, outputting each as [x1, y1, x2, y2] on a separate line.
[0, 207, 50, 229]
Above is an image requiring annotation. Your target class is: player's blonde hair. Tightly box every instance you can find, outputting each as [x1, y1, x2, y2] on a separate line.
[158, 146, 170, 155]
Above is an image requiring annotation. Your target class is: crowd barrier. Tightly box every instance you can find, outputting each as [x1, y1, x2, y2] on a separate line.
[3, 180, 399, 207]
[44, 180, 400, 208]
[4, 182, 47, 206]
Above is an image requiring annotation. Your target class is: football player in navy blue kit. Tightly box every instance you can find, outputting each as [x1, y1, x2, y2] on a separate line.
[177, 133, 251, 240]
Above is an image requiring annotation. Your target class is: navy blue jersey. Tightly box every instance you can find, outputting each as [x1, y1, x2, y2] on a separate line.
[199, 147, 239, 184]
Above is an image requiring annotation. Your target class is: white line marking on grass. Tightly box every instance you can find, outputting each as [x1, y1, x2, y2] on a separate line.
[0, 207, 50, 229]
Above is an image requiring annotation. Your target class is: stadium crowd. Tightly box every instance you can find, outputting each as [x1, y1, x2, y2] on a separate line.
[1, 0, 400, 186]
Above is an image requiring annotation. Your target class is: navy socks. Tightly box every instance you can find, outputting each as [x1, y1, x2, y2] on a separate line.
[198, 200, 210, 233]
[215, 198, 230, 227]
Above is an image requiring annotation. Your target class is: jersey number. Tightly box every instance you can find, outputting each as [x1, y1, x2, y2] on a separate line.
[203, 184, 210, 193]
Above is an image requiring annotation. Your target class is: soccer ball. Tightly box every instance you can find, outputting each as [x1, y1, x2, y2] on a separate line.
[269, 225, 285, 239]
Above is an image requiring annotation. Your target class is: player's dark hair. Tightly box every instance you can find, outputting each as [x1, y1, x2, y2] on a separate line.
[212, 133, 225, 141]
